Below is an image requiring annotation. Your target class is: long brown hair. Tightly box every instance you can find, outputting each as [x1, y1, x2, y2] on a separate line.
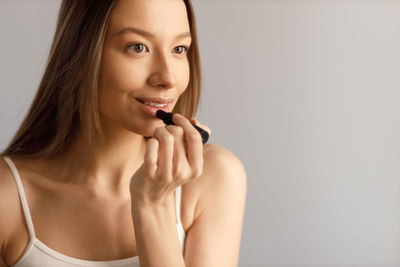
[2, 0, 201, 159]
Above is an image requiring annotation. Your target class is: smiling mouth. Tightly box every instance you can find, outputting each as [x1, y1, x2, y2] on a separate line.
[135, 98, 166, 107]
[136, 98, 171, 117]
[135, 97, 174, 104]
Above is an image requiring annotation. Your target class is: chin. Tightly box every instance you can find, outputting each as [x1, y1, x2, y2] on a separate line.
[129, 119, 164, 138]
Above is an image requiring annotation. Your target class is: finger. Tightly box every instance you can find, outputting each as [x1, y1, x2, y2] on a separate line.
[165, 125, 189, 181]
[190, 118, 211, 136]
[144, 138, 159, 177]
[172, 114, 203, 178]
[153, 127, 174, 182]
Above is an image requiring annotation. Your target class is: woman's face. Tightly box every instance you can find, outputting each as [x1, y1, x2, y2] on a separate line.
[98, 0, 192, 137]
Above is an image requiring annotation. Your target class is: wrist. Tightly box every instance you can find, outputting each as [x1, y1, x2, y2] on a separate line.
[131, 192, 175, 213]
[131, 199, 177, 230]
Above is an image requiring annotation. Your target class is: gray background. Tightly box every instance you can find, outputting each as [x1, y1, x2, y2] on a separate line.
[1, 1, 399, 267]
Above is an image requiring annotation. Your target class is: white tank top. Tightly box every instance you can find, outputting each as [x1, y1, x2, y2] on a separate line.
[3, 156, 186, 267]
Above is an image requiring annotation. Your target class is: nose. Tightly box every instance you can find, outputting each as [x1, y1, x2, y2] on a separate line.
[147, 51, 175, 89]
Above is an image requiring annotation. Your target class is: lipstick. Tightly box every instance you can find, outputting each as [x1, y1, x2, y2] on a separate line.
[156, 110, 209, 145]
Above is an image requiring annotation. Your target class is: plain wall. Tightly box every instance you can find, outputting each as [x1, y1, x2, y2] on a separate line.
[1, 1, 399, 267]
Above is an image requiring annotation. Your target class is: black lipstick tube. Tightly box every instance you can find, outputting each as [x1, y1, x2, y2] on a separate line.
[156, 110, 209, 145]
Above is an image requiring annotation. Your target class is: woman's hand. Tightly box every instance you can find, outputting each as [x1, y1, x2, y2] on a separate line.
[130, 114, 211, 206]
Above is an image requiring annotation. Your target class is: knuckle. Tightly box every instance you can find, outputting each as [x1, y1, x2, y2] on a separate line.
[191, 164, 203, 178]
[191, 170, 201, 179]
[160, 131, 173, 142]
[166, 125, 184, 136]
[188, 131, 201, 141]
[172, 166, 182, 179]
[154, 127, 163, 135]
[160, 172, 173, 183]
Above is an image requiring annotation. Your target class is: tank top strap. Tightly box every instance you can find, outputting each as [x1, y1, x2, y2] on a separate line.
[175, 185, 183, 225]
[3, 156, 36, 239]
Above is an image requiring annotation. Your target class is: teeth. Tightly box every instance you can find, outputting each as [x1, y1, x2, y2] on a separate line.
[144, 102, 167, 108]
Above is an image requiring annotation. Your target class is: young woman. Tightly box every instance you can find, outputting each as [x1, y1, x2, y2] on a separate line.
[0, 0, 246, 266]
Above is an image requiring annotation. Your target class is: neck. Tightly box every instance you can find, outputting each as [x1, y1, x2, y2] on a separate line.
[46, 125, 148, 197]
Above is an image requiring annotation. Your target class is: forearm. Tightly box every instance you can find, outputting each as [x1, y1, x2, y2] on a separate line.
[131, 195, 185, 267]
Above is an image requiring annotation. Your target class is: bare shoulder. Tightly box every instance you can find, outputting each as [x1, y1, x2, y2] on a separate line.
[202, 143, 247, 177]
[0, 157, 22, 265]
[202, 143, 247, 199]
[184, 143, 247, 221]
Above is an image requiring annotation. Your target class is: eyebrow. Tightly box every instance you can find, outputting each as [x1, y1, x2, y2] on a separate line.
[112, 27, 191, 40]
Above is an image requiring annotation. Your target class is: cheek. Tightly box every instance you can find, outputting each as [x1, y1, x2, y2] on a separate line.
[97, 49, 147, 119]
[177, 60, 191, 94]
[99, 49, 146, 95]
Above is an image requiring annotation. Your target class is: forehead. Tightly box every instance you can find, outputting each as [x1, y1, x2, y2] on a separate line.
[109, 0, 190, 36]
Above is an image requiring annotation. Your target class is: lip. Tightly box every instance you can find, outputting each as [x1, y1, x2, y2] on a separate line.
[135, 97, 174, 104]
[136, 98, 171, 118]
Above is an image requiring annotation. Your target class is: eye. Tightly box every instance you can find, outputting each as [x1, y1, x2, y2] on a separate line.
[127, 43, 148, 54]
[173, 46, 189, 55]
